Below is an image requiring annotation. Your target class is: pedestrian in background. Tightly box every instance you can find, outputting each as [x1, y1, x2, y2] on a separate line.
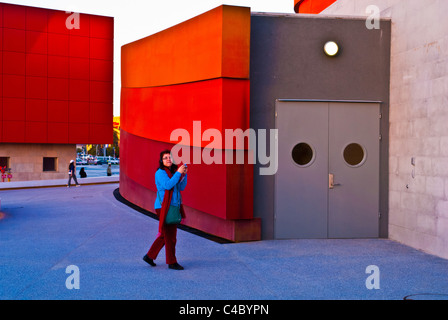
[107, 163, 112, 176]
[80, 167, 87, 178]
[67, 160, 80, 187]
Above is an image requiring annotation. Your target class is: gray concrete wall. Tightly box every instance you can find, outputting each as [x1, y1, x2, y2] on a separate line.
[322, 0, 448, 261]
[250, 13, 391, 239]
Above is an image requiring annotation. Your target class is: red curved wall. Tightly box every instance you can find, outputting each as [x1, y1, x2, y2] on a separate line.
[294, 0, 337, 13]
[120, 5, 260, 242]
[120, 78, 250, 148]
[0, 3, 113, 144]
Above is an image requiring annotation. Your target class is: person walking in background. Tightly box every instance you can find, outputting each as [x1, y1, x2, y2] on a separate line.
[143, 150, 188, 270]
[67, 160, 80, 187]
[107, 163, 112, 176]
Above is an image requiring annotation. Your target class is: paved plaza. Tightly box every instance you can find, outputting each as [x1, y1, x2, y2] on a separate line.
[1, 183, 448, 300]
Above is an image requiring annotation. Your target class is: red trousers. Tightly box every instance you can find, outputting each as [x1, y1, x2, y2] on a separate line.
[147, 223, 178, 264]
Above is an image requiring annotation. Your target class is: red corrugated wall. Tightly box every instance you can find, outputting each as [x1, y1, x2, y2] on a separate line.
[0, 3, 113, 144]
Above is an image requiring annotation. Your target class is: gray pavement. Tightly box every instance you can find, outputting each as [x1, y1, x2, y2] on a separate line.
[1, 183, 448, 300]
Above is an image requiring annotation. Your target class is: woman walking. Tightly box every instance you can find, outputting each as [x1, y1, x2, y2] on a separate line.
[143, 150, 188, 270]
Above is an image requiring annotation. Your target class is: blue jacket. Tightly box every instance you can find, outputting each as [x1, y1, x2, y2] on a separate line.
[154, 169, 187, 209]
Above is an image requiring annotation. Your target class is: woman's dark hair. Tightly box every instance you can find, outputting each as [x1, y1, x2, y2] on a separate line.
[158, 150, 178, 174]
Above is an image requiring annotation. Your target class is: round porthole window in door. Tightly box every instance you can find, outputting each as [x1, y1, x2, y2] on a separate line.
[343, 143, 366, 167]
[292, 143, 315, 167]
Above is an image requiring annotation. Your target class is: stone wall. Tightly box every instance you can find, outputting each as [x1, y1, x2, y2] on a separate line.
[323, 0, 448, 259]
[0, 144, 76, 182]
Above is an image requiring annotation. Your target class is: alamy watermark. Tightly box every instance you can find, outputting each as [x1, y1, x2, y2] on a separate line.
[365, 265, 380, 290]
[65, 265, 80, 290]
[170, 121, 278, 176]
[366, 5, 381, 30]
[66, 11, 80, 30]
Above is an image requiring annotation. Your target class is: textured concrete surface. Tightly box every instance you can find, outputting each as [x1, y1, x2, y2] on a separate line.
[322, 0, 448, 264]
[1, 183, 447, 300]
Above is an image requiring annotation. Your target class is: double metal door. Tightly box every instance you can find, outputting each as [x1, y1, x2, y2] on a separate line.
[275, 101, 380, 239]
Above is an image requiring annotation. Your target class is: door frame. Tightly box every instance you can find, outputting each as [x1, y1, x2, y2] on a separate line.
[274, 99, 386, 239]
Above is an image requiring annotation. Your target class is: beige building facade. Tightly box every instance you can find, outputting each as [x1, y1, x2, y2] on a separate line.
[323, 0, 448, 259]
[0, 144, 76, 182]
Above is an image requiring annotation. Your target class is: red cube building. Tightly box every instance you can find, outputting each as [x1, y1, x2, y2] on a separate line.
[0, 3, 113, 181]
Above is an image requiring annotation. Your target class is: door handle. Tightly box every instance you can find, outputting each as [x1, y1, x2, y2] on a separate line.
[329, 174, 341, 189]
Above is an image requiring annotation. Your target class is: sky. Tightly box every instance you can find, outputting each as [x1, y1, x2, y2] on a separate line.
[2, 0, 295, 116]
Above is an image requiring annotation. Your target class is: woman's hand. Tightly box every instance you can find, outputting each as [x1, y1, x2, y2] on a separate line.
[177, 164, 186, 174]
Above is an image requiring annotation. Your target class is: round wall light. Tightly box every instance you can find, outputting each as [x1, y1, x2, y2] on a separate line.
[324, 41, 339, 57]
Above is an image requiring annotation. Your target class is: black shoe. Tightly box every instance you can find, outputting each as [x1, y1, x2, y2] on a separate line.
[168, 263, 184, 270]
[143, 255, 156, 267]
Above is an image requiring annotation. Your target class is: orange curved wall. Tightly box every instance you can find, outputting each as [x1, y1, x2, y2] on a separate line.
[121, 5, 250, 88]
[120, 5, 259, 241]
[294, 0, 337, 13]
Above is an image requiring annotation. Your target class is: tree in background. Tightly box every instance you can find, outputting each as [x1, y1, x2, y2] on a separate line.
[82, 116, 120, 158]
